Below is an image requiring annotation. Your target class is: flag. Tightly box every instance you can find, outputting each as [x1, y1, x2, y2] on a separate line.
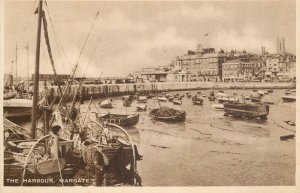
[204, 33, 208, 37]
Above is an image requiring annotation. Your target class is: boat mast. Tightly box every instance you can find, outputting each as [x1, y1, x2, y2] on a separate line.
[31, 0, 43, 139]
[25, 42, 29, 87]
[15, 43, 18, 82]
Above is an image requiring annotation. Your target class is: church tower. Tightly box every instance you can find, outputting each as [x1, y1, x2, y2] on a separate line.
[277, 38, 285, 54]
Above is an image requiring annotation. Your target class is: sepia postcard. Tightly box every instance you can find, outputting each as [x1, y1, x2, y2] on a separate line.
[0, 0, 299, 193]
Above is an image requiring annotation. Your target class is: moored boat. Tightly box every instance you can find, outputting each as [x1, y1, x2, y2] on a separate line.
[157, 96, 167, 102]
[146, 92, 155, 99]
[3, 98, 33, 118]
[250, 96, 261, 103]
[99, 99, 113, 108]
[223, 102, 269, 119]
[208, 91, 216, 101]
[122, 95, 134, 101]
[168, 96, 174, 102]
[138, 96, 147, 103]
[257, 90, 265, 96]
[123, 99, 132, 107]
[285, 90, 291, 94]
[136, 103, 147, 111]
[96, 113, 139, 127]
[149, 107, 186, 122]
[3, 92, 17, 100]
[192, 95, 203, 105]
[173, 99, 182, 105]
[282, 95, 296, 102]
[211, 103, 224, 110]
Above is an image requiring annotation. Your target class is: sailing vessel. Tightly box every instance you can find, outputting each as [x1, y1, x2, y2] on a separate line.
[4, 1, 141, 186]
[3, 49, 33, 119]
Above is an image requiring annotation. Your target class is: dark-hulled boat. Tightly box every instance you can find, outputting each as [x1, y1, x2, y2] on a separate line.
[123, 99, 132, 107]
[97, 113, 139, 127]
[192, 95, 203, 105]
[122, 95, 134, 101]
[250, 96, 261, 103]
[149, 106, 186, 122]
[3, 98, 33, 118]
[224, 102, 269, 119]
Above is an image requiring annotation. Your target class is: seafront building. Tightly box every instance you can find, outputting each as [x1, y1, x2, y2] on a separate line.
[134, 38, 296, 83]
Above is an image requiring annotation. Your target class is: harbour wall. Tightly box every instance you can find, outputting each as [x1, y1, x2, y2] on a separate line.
[41, 82, 295, 102]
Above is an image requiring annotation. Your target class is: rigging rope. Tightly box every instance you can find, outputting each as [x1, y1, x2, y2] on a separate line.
[58, 10, 100, 107]
[41, 10, 64, 96]
[44, 0, 68, 74]
[83, 38, 100, 76]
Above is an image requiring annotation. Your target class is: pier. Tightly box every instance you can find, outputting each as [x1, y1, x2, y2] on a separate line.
[42, 82, 295, 101]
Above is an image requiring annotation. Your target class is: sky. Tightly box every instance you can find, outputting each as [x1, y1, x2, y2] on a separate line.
[3, 0, 296, 77]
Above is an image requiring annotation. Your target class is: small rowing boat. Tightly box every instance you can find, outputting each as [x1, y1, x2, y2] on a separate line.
[149, 107, 186, 122]
[136, 103, 147, 111]
[123, 99, 132, 107]
[173, 99, 182, 105]
[96, 113, 139, 127]
[157, 96, 167, 102]
[138, 96, 147, 103]
[282, 95, 296, 102]
[99, 99, 113, 108]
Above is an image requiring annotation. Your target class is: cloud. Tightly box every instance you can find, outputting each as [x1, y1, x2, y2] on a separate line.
[4, 1, 295, 78]
[86, 26, 197, 77]
[210, 25, 275, 54]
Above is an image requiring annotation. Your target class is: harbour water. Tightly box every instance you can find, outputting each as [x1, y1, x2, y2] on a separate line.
[16, 88, 296, 186]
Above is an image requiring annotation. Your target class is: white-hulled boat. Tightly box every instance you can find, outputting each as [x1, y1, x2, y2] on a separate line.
[173, 99, 182, 105]
[136, 103, 147, 111]
[257, 90, 265, 96]
[99, 99, 113, 108]
[138, 96, 147, 103]
[157, 96, 167, 102]
[282, 95, 296, 102]
[212, 103, 224, 110]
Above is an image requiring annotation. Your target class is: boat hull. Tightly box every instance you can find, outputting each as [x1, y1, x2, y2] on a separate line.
[97, 114, 139, 127]
[224, 103, 269, 119]
[149, 108, 186, 122]
[282, 96, 296, 102]
[3, 107, 32, 118]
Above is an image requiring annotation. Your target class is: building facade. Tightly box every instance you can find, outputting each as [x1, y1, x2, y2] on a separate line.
[222, 59, 258, 81]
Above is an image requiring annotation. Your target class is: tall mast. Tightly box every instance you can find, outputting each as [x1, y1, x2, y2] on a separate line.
[15, 43, 18, 82]
[31, 0, 43, 139]
[25, 42, 29, 87]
